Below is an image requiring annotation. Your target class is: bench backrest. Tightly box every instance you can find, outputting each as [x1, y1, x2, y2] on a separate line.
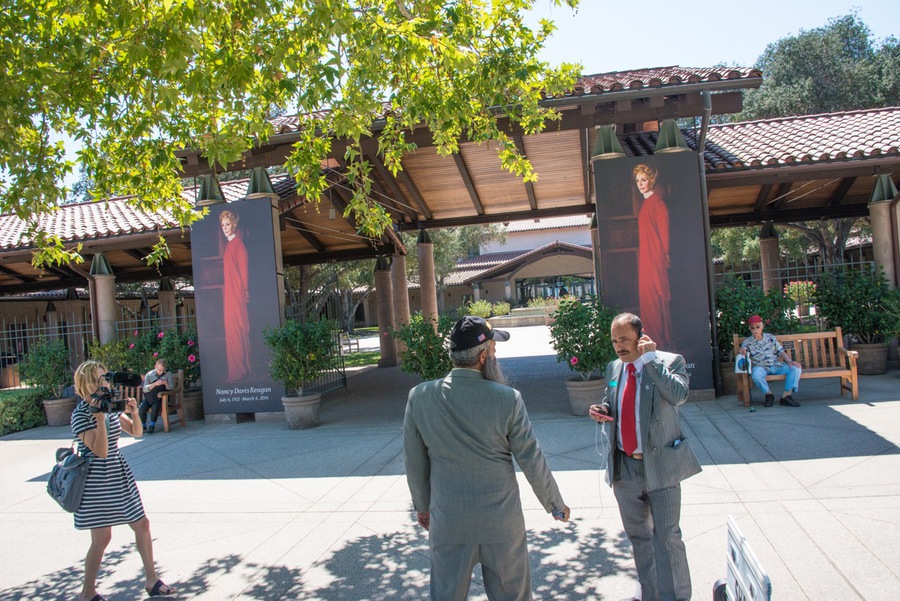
[733, 327, 846, 369]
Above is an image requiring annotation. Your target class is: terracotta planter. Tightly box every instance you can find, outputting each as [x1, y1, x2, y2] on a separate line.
[282, 392, 322, 429]
[43, 396, 77, 427]
[851, 343, 889, 375]
[563, 377, 605, 416]
[182, 388, 205, 421]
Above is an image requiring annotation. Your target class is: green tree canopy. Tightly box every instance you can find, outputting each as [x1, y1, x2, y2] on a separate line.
[1, 0, 580, 267]
[740, 13, 900, 119]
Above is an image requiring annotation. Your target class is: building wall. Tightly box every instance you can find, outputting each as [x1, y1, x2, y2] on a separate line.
[482, 226, 590, 253]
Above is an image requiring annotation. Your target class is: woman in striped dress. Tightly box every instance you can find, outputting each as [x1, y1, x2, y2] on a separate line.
[71, 360, 175, 601]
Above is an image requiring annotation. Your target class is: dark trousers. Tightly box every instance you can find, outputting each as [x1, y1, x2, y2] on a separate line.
[139, 389, 164, 424]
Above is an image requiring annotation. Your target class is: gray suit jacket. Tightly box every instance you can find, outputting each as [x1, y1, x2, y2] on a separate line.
[404, 368, 565, 544]
[602, 351, 701, 491]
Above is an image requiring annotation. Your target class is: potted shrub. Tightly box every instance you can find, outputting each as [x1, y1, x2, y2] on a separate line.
[392, 313, 455, 381]
[815, 268, 900, 374]
[264, 318, 340, 429]
[18, 338, 75, 426]
[158, 326, 203, 420]
[548, 296, 618, 415]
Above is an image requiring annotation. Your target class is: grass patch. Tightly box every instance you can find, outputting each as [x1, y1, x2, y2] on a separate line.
[353, 326, 379, 336]
[342, 350, 380, 368]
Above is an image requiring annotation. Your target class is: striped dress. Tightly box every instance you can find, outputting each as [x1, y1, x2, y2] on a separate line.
[71, 400, 146, 530]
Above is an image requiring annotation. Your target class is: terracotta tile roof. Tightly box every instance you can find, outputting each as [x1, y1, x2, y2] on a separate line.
[619, 106, 900, 171]
[1, 174, 296, 251]
[505, 215, 591, 233]
[568, 66, 761, 97]
[265, 68, 762, 133]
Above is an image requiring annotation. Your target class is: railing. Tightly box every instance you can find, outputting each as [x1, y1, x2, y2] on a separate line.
[0, 311, 93, 391]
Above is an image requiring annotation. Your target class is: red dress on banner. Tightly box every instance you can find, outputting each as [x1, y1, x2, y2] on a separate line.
[637, 190, 672, 349]
[223, 232, 251, 381]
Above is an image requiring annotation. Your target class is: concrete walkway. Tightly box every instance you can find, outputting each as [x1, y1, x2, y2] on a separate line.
[2, 325, 899, 600]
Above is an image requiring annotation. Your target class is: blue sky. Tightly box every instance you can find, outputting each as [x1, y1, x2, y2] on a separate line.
[527, 0, 899, 74]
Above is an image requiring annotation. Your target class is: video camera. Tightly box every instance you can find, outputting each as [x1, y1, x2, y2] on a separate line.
[89, 371, 143, 413]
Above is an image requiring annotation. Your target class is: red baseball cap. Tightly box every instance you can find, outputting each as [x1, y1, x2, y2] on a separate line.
[748, 315, 763, 324]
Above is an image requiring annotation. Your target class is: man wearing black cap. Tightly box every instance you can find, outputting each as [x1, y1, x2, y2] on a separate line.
[403, 315, 570, 601]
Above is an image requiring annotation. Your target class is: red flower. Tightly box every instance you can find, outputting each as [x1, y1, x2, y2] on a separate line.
[157, 332, 165, 338]
[129, 343, 135, 349]
[187, 339, 195, 346]
[153, 352, 158, 357]
[188, 354, 196, 363]
[570, 356, 579, 366]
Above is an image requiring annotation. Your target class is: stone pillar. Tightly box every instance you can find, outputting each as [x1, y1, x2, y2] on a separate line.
[391, 251, 410, 356]
[417, 229, 439, 323]
[504, 280, 512, 300]
[158, 277, 177, 330]
[758, 222, 780, 293]
[391, 251, 411, 328]
[44, 302, 59, 340]
[374, 256, 397, 367]
[90, 253, 118, 344]
[870, 199, 894, 285]
[472, 284, 481, 301]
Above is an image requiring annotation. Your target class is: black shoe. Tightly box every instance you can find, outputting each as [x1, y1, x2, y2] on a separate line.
[764, 393, 774, 407]
[779, 395, 800, 407]
[147, 425, 155, 434]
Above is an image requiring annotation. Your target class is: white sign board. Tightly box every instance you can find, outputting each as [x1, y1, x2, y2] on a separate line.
[727, 516, 772, 601]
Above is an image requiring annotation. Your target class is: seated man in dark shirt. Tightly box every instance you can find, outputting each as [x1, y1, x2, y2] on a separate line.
[139, 358, 174, 433]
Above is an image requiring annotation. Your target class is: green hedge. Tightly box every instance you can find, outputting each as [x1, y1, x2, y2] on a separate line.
[0, 389, 47, 437]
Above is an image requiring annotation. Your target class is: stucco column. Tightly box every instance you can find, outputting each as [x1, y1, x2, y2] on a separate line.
[44, 302, 59, 340]
[90, 253, 118, 344]
[391, 251, 411, 328]
[158, 277, 177, 330]
[93, 275, 117, 343]
[758, 222, 780, 293]
[472, 284, 481, 301]
[417, 229, 439, 323]
[870, 199, 895, 287]
[504, 280, 512, 300]
[374, 256, 397, 367]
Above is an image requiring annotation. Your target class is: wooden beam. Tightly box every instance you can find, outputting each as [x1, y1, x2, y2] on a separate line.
[513, 136, 538, 210]
[706, 157, 900, 188]
[397, 204, 594, 231]
[368, 153, 422, 220]
[452, 153, 485, 215]
[770, 182, 793, 210]
[710, 203, 870, 227]
[394, 167, 434, 220]
[369, 175, 415, 221]
[283, 244, 397, 266]
[285, 216, 327, 252]
[828, 177, 857, 206]
[0, 264, 34, 283]
[753, 184, 773, 212]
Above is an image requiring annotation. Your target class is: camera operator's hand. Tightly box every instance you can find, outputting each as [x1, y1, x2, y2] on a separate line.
[125, 398, 139, 416]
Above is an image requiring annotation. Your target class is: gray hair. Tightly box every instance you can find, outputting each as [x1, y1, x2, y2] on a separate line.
[449, 340, 490, 367]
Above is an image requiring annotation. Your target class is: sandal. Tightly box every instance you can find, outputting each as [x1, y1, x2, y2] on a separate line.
[145, 580, 175, 597]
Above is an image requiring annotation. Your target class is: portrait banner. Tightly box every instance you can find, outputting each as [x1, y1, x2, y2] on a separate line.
[191, 199, 285, 414]
[594, 152, 714, 391]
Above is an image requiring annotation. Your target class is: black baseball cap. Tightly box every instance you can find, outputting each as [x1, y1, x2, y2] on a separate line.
[448, 316, 510, 351]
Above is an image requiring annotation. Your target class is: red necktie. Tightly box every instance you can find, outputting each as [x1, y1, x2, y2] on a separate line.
[621, 363, 638, 456]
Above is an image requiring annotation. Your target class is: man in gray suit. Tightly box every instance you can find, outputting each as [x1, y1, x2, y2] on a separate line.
[404, 315, 570, 601]
[589, 312, 701, 601]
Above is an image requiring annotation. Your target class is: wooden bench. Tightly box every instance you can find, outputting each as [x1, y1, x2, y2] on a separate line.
[732, 328, 858, 406]
[340, 332, 360, 354]
[118, 369, 185, 433]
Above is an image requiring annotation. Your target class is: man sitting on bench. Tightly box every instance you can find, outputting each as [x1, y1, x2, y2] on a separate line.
[139, 358, 174, 433]
[738, 315, 802, 407]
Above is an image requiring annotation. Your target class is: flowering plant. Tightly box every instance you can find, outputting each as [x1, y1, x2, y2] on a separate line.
[783, 280, 816, 304]
[123, 326, 201, 385]
[549, 296, 618, 380]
